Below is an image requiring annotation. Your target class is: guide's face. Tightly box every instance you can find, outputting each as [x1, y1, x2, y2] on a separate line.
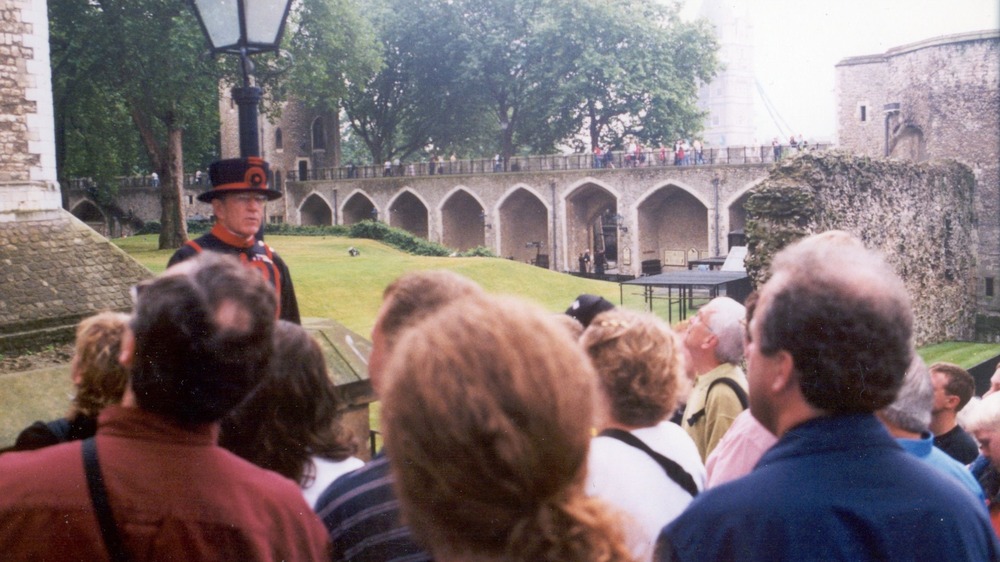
[213, 193, 265, 239]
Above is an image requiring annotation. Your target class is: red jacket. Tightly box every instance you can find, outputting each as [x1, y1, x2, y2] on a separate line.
[0, 405, 330, 561]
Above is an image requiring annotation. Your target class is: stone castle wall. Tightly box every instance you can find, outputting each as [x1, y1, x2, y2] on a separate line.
[836, 31, 1000, 338]
[0, 0, 153, 352]
[745, 152, 977, 346]
[0, 0, 61, 222]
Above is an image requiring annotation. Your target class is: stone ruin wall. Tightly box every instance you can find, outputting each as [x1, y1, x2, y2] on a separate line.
[836, 31, 1000, 337]
[745, 151, 977, 346]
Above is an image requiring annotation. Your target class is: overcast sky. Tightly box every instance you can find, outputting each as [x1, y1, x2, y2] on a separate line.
[679, 0, 1000, 143]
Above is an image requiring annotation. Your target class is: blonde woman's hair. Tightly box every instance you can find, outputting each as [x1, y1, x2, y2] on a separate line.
[70, 311, 130, 418]
[581, 308, 684, 428]
[382, 295, 634, 562]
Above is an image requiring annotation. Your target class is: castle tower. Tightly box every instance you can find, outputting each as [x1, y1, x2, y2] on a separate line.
[0, 0, 149, 352]
[696, 0, 756, 148]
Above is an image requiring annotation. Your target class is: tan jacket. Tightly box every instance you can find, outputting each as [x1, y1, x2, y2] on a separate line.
[681, 363, 748, 461]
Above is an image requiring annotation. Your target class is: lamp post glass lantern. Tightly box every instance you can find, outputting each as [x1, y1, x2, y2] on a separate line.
[190, 0, 292, 57]
[189, 0, 293, 158]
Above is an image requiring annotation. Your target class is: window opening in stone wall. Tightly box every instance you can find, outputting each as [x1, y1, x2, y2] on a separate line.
[312, 118, 326, 151]
[270, 215, 284, 224]
[860, 105, 866, 121]
[187, 195, 193, 205]
[275, 128, 283, 151]
[987, 277, 995, 298]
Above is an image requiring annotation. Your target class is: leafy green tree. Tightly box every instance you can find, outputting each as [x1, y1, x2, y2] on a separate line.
[452, 0, 575, 163]
[552, 0, 719, 151]
[50, 0, 221, 249]
[258, 0, 381, 165]
[340, 0, 490, 165]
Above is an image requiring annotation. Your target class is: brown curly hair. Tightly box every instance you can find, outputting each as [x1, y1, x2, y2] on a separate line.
[69, 311, 131, 418]
[382, 295, 634, 562]
[219, 321, 357, 486]
[581, 308, 684, 428]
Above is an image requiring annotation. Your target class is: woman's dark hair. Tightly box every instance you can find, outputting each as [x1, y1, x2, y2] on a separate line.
[220, 321, 357, 486]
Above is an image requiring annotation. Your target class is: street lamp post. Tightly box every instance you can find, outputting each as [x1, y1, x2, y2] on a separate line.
[189, 0, 293, 158]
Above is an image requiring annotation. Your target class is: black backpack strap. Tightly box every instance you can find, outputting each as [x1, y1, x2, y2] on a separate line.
[598, 428, 699, 497]
[82, 437, 131, 562]
[686, 377, 749, 427]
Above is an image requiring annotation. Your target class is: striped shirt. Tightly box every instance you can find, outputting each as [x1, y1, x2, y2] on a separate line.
[315, 452, 431, 562]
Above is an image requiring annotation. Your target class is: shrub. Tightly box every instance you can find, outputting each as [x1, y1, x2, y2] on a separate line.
[136, 221, 161, 235]
[349, 220, 451, 256]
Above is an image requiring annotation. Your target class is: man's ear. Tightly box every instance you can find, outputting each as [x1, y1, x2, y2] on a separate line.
[945, 393, 961, 411]
[767, 350, 796, 394]
[701, 332, 719, 351]
[118, 327, 135, 370]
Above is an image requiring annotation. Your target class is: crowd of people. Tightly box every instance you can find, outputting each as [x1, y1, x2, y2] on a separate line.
[1, 160, 999, 560]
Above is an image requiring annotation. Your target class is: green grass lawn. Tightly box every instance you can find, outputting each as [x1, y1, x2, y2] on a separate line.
[114, 234, 658, 336]
[918, 342, 1000, 368]
[101, 234, 1000, 367]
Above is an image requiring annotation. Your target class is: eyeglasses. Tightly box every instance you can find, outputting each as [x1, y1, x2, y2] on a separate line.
[231, 193, 268, 205]
[689, 311, 715, 334]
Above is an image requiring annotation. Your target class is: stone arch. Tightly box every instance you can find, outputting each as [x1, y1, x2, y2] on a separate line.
[300, 193, 333, 226]
[342, 190, 377, 225]
[71, 200, 107, 235]
[440, 187, 486, 252]
[636, 184, 709, 270]
[498, 186, 549, 266]
[388, 189, 429, 239]
[565, 180, 620, 271]
[890, 124, 927, 162]
[725, 179, 764, 251]
[636, 179, 711, 210]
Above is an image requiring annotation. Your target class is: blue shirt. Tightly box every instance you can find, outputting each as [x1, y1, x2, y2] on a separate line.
[657, 414, 999, 561]
[314, 452, 431, 562]
[896, 432, 986, 504]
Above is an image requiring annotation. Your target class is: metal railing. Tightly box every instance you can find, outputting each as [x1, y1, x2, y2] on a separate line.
[65, 143, 831, 188]
[292, 143, 831, 181]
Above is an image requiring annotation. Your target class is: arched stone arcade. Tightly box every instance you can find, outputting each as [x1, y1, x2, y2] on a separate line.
[440, 188, 485, 252]
[70, 200, 107, 235]
[300, 193, 333, 226]
[342, 191, 377, 225]
[636, 184, 709, 270]
[498, 187, 549, 266]
[566, 182, 619, 271]
[388, 190, 429, 240]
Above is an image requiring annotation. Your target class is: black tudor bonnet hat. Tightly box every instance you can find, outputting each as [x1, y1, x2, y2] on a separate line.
[197, 156, 282, 203]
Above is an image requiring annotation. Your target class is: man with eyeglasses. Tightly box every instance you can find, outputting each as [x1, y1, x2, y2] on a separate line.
[657, 233, 999, 561]
[168, 156, 300, 323]
[679, 297, 748, 461]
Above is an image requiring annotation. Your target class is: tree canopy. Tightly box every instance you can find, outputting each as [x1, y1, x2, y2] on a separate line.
[52, 0, 719, 233]
[338, 0, 719, 163]
[51, 0, 223, 248]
